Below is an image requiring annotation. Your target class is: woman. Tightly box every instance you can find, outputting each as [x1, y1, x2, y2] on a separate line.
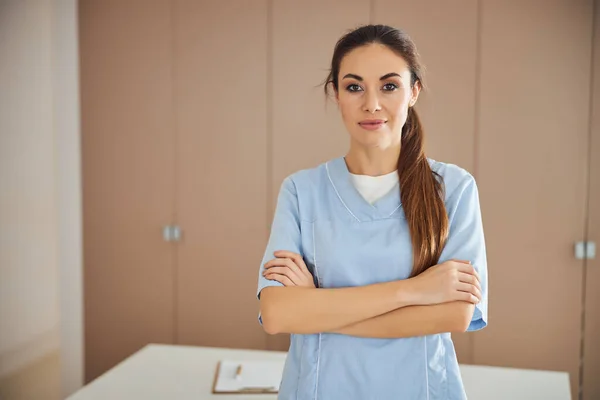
[257, 24, 488, 400]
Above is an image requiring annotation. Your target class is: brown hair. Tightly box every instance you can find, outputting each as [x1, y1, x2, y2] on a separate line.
[324, 24, 448, 277]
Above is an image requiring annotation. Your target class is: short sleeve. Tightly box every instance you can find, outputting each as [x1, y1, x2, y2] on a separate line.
[256, 177, 303, 324]
[438, 175, 488, 331]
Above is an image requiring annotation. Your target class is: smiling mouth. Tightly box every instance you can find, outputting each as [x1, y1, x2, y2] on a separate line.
[358, 120, 387, 130]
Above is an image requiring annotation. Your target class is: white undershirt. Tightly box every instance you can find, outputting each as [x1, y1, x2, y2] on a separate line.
[349, 170, 399, 205]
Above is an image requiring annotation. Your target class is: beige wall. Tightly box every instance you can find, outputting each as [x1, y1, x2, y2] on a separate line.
[0, 0, 60, 377]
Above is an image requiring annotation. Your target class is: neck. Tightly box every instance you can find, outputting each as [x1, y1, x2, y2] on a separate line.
[345, 143, 400, 176]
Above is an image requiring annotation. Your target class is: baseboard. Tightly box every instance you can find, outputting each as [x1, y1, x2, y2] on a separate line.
[0, 326, 60, 379]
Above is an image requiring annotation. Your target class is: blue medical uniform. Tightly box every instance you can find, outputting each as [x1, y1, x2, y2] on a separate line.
[257, 156, 488, 400]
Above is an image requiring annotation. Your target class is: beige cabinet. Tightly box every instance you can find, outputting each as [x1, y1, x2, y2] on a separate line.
[173, 0, 269, 350]
[81, 1, 600, 398]
[476, 2, 593, 399]
[80, 0, 271, 382]
[80, 0, 177, 382]
[583, 3, 600, 399]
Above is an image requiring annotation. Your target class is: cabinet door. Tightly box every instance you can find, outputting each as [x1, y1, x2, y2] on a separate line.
[80, 0, 176, 382]
[372, 0, 479, 364]
[268, 0, 369, 350]
[476, 1, 592, 398]
[583, 3, 600, 398]
[174, 0, 269, 350]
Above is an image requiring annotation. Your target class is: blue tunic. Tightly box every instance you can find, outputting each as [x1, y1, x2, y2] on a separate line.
[257, 156, 488, 400]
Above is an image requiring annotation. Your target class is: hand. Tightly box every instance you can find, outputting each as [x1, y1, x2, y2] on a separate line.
[408, 260, 482, 305]
[262, 250, 316, 288]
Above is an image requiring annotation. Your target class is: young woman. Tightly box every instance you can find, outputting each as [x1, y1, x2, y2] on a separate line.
[257, 24, 488, 400]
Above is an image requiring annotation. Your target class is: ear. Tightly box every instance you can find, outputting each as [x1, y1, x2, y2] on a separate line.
[326, 81, 340, 106]
[409, 80, 422, 107]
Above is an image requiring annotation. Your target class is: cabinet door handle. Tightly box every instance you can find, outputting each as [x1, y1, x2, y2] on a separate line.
[162, 225, 182, 242]
[587, 242, 596, 260]
[163, 225, 173, 242]
[575, 241, 596, 260]
[171, 225, 182, 242]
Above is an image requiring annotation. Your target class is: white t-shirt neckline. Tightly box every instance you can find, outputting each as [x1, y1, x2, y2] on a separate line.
[349, 170, 399, 205]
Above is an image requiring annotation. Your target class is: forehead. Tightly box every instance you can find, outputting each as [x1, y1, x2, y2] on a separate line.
[339, 43, 410, 79]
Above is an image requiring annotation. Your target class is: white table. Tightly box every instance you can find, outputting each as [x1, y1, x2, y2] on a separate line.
[67, 344, 571, 400]
[459, 364, 571, 400]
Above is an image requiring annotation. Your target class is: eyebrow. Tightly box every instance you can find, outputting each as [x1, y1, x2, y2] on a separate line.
[341, 72, 401, 81]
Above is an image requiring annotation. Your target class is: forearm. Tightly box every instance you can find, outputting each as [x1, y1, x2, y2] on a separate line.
[331, 301, 475, 338]
[260, 280, 413, 335]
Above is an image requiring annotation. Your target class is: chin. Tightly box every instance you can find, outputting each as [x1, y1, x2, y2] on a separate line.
[351, 130, 391, 146]
[356, 137, 391, 149]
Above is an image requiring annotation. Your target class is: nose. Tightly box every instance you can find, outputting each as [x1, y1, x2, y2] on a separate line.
[362, 89, 381, 114]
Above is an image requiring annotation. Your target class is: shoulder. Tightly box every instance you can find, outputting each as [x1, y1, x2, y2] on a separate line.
[427, 158, 477, 201]
[281, 158, 338, 192]
[276, 159, 339, 221]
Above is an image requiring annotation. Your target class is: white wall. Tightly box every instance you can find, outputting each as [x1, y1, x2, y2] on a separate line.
[0, 0, 60, 376]
[0, 0, 83, 396]
[52, 0, 84, 396]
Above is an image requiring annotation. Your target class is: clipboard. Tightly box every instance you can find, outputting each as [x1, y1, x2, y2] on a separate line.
[211, 360, 284, 394]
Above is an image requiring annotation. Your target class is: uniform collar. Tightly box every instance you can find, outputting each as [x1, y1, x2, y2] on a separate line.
[325, 157, 403, 222]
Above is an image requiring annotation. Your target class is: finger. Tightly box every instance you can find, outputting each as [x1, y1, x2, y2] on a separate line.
[452, 259, 471, 265]
[456, 291, 479, 304]
[457, 282, 482, 301]
[458, 272, 482, 292]
[265, 256, 304, 277]
[264, 273, 295, 287]
[280, 257, 305, 277]
[284, 252, 313, 279]
[264, 258, 288, 269]
[274, 250, 299, 258]
[263, 266, 302, 285]
[457, 263, 480, 283]
[264, 257, 314, 288]
[274, 251, 310, 274]
[273, 250, 303, 264]
[264, 258, 301, 277]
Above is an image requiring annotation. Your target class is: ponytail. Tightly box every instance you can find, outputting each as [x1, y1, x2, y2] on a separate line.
[398, 107, 449, 277]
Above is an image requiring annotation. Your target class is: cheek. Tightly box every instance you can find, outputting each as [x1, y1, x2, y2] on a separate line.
[337, 98, 358, 121]
[387, 98, 410, 122]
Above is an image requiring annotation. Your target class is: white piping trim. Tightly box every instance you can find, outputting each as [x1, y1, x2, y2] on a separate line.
[312, 223, 321, 288]
[387, 203, 402, 217]
[313, 223, 322, 399]
[315, 335, 322, 399]
[295, 336, 303, 399]
[424, 336, 430, 400]
[325, 162, 361, 222]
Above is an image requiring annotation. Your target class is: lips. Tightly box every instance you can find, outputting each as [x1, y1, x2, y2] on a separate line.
[358, 119, 387, 130]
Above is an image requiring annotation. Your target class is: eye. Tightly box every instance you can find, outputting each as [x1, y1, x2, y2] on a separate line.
[345, 84, 363, 92]
[382, 83, 399, 92]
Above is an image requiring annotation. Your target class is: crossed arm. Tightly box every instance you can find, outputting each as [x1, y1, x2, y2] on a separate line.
[260, 286, 474, 338]
[259, 251, 478, 339]
[331, 301, 474, 338]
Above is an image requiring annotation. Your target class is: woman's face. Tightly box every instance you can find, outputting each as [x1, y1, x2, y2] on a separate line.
[335, 43, 420, 150]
